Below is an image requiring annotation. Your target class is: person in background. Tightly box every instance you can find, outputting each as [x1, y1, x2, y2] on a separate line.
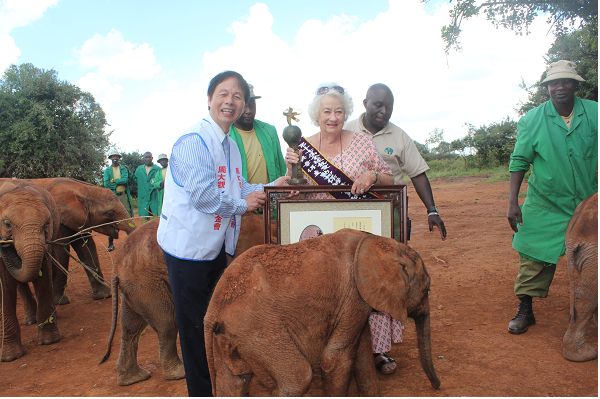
[152, 153, 169, 215]
[229, 84, 286, 185]
[506, 60, 597, 335]
[133, 152, 161, 217]
[344, 83, 447, 374]
[157, 70, 292, 396]
[103, 150, 133, 251]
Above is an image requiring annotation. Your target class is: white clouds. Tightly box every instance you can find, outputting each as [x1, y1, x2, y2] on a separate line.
[111, 1, 556, 158]
[75, 73, 123, 112]
[0, 0, 58, 34]
[74, 29, 161, 80]
[73, 29, 161, 115]
[0, 34, 20, 73]
[0, 0, 57, 74]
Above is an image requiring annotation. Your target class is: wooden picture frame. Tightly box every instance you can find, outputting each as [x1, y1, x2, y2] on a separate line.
[263, 185, 408, 245]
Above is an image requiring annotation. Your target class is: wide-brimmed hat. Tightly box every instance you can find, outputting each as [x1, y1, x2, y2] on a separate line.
[108, 150, 121, 159]
[541, 60, 585, 85]
[249, 84, 261, 100]
[157, 153, 168, 161]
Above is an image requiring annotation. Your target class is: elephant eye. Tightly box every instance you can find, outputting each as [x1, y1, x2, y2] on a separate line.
[3, 220, 11, 228]
[107, 211, 115, 218]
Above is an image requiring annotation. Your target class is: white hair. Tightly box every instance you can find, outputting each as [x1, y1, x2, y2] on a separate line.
[307, 82, 354, 127]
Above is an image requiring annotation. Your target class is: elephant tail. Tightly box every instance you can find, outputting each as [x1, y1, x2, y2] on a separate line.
[204, 315, 219, 396]
[99, 274, 120, 365]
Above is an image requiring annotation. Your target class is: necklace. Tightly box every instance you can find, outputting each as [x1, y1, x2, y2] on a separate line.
[319, 132, 343, 169]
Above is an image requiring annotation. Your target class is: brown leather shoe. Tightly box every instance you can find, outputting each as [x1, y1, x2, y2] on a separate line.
[508, 295, 536, 334]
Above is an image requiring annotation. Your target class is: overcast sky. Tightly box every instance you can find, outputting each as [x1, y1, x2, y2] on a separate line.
[1, 0, 556, 161]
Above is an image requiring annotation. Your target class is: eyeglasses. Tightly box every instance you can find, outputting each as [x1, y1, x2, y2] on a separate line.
[316, 86, 345, 95]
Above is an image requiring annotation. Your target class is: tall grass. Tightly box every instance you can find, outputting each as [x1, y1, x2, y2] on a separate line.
[414, 158, 512, 182]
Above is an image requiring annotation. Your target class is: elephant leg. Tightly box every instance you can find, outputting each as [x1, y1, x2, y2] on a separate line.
[563, 256, 598, 362]
[0, 267, 24, 362]
[17, 282, 37, 325]
[72, 235, 111, 300]
[52, 241, 71, 305]
[144, 297, 185, 381]
[116, 300, 152, 386]
[353, 322, 380, 396]
[241, 332, 312, 396]
[320, 344, 357, 396]
[32, 258, 61, 346]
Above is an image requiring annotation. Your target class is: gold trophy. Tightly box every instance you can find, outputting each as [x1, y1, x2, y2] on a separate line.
[282, 107, 307, 184]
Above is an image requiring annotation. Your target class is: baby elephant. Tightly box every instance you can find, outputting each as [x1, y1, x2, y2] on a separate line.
[0, 180, 61, 362]
[205, 229, 440, 396]
[100, 213, 274, 386]
[563, 193, 598, 362]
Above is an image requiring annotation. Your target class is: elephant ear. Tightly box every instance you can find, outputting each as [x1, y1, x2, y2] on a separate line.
[354, 234, 410, 323]
[0, 181, 18, 197]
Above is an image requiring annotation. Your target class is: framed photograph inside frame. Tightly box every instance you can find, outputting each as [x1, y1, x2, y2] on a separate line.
[263, 185, 407, 245]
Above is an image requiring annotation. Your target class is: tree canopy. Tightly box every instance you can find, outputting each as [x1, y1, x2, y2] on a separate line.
[0, 63, 111, 182]
[435, 0, 598, 55]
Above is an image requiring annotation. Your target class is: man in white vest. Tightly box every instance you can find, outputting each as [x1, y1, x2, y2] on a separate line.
[157, 71, 290, 396]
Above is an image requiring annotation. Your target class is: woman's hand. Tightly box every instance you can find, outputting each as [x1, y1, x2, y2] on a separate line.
[285, 148, 301, 175]
[351, 170, 377, 195]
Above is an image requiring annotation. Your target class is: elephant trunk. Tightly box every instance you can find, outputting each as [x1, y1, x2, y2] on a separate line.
[116, 209, 136, 235]
[414, 296, 441, 389]
[1, 236, 46, 283]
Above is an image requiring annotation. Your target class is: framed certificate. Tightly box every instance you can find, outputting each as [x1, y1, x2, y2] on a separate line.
[263, 185, 407, 244]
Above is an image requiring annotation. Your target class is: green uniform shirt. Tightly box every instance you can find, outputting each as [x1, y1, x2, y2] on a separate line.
[509, 97, 598, 264]
[134, 164, 162, 217]
[103, 165, 133, 217]
[152, 167, 167, 215]
[229, 119, 286, 183]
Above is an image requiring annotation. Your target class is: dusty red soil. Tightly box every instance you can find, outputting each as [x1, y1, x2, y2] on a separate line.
[1, 177, 597, 396]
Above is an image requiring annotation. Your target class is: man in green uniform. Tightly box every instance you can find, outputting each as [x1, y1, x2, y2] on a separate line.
[103, 150, 134, 251]
[229, 84, 286, 185]
[152, 153, 169, 215]
[133, 151, 162, 217]
[506, 60, 598, 334]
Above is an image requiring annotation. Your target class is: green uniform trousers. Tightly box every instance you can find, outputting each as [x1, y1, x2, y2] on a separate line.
[116, 191, 132, 216]
[514, 254, 556, 298]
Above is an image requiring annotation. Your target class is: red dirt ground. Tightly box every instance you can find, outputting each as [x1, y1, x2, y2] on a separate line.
[1, 177, 597, 396]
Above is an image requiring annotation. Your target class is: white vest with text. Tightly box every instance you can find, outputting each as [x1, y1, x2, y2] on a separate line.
[157, 119, 243, 261]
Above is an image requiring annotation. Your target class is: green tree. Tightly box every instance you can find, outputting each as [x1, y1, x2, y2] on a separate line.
[414, 140, 430, 156]
[120, 150, 144, 198]
[434, 0, 598, 55]
[0, 63, 111, 182]
[463, 117, 517, 167]
[425, 128, 444, 151]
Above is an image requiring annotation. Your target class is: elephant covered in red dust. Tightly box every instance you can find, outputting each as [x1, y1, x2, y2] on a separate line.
[563, 193, 598, 362]
[204, 229, 440, 396]
[100, 212, 275, 386]
[0, 180, 61, 362]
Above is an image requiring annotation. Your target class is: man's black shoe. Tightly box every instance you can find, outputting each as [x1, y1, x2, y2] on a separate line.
[508, 295, 535, 334]
[107, 244, 115, 252]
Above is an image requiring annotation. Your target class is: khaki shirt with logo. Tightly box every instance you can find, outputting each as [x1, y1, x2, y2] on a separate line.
[344, 113, 429, 184]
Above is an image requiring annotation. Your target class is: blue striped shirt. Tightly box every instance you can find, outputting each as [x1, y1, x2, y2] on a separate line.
[170, 117, 269, 218]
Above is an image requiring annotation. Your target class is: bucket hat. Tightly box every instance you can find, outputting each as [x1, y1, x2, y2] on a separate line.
[541, 60, 585, 85]
[249, 84, 261, 100]
[108, 150, 121, 159]
[157, 153, 168, 161]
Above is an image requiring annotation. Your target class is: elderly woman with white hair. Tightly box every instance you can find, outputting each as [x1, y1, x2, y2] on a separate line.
[285, 83, 394, 197]
[285, 83, 403, 375]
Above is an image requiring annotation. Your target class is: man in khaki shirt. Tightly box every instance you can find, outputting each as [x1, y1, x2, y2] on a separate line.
[345, 83, 446, 239]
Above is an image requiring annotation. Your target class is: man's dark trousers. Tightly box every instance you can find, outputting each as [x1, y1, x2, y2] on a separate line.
[163, 247, 227, 397]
